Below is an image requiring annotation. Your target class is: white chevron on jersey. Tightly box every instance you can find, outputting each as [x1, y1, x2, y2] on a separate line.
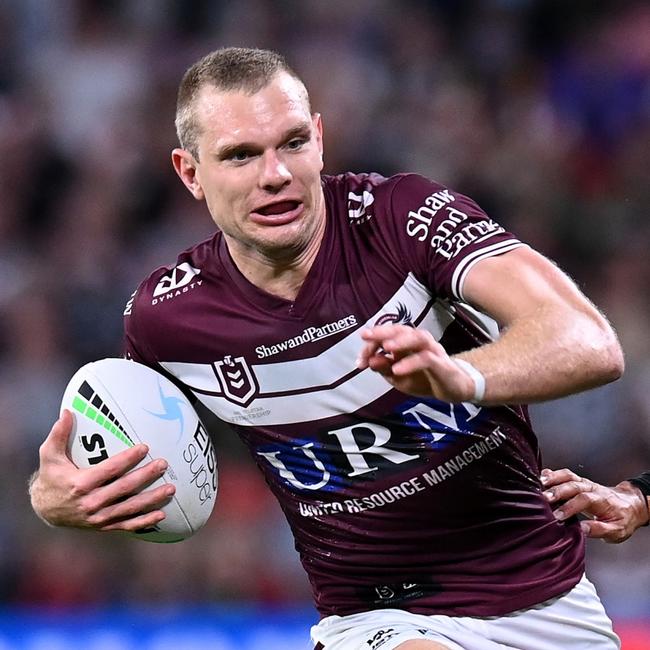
[200, 303, 454, 426]
[161, 273, 456, 426]
[199, 365, 394, 425]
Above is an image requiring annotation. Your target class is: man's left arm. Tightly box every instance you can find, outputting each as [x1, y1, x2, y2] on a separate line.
[358, 246, 624, 404]
[455, 245, 624, 403]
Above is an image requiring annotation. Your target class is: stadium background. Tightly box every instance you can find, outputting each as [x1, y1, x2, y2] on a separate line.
[0, 0, 649, 648]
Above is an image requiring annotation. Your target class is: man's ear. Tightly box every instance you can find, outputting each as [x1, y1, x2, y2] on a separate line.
[171, 148, 205, 200]
[312, 112, 324, 162]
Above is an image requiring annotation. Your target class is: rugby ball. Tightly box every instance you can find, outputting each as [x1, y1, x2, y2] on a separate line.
[60, 358, 217, 543]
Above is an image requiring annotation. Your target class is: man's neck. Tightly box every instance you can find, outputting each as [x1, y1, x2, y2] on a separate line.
[226, 218, 326, 302]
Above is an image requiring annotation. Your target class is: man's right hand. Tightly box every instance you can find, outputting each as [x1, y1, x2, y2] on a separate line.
[29, 409, 176, 532]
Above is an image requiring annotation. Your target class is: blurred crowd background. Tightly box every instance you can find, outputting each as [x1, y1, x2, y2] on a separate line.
[0, 0, 649, 639]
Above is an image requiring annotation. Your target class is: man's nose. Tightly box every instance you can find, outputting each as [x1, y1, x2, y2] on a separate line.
[259, 150, 292, 191]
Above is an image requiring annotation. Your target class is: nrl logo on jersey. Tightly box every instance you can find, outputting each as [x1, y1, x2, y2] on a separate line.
[151, 262, 202, 305]
[214, 355, 259, 407]
[347, 190, 374, 224]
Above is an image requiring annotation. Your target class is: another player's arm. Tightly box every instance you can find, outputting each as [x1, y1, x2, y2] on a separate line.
[29, 410, 175, 532]
[541, 468, 650, 543]
[358, 246, 624, 404]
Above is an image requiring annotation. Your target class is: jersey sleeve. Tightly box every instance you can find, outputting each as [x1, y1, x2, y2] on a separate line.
[386, 174, 526, 302]
[122, 281, 155, 365]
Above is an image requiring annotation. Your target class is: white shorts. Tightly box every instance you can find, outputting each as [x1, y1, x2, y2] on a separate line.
[310, 574, 620, 650]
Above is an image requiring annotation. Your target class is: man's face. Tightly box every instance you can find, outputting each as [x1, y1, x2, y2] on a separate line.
[173, 72, 325, 262]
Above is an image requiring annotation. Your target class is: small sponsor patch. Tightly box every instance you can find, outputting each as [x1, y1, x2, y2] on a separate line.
[359, 581, 441, 608]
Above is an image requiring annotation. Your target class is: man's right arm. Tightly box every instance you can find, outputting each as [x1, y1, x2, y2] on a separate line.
[541, 468, 650, 543]
[29, 409, 175, 532]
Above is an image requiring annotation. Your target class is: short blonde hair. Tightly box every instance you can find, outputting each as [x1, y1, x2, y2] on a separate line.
[175, 47, 308, 159]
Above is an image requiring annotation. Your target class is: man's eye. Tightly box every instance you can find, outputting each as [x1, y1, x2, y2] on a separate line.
[230, 151, 250, 162]
[286, 138, 307, 150]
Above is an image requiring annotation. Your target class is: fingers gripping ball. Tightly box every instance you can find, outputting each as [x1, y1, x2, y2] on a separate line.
[61, 358, 217, 543]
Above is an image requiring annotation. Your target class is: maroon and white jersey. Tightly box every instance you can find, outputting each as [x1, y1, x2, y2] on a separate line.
[124, 173, 584, 618]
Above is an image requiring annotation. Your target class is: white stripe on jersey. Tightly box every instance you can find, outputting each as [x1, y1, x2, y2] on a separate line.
[451, 240, 526, 301]
[198, 365, 395, 425]
[252, 276, 449, 394]
[162, 273, 452, 425]
[160, 240, 512, 427]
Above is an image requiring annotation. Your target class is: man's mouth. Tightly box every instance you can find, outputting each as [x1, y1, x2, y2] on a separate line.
[255, 200, 301, 216]
[251, 200, 303, 224]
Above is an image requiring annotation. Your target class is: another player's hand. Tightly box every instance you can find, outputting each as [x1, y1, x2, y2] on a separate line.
[357, 324, 476, 402]
[541, 468, 649, 543]
[29, 409, 175, 533]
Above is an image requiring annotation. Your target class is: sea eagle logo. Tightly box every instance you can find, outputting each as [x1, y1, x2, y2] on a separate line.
[374, 303, 413, 327]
